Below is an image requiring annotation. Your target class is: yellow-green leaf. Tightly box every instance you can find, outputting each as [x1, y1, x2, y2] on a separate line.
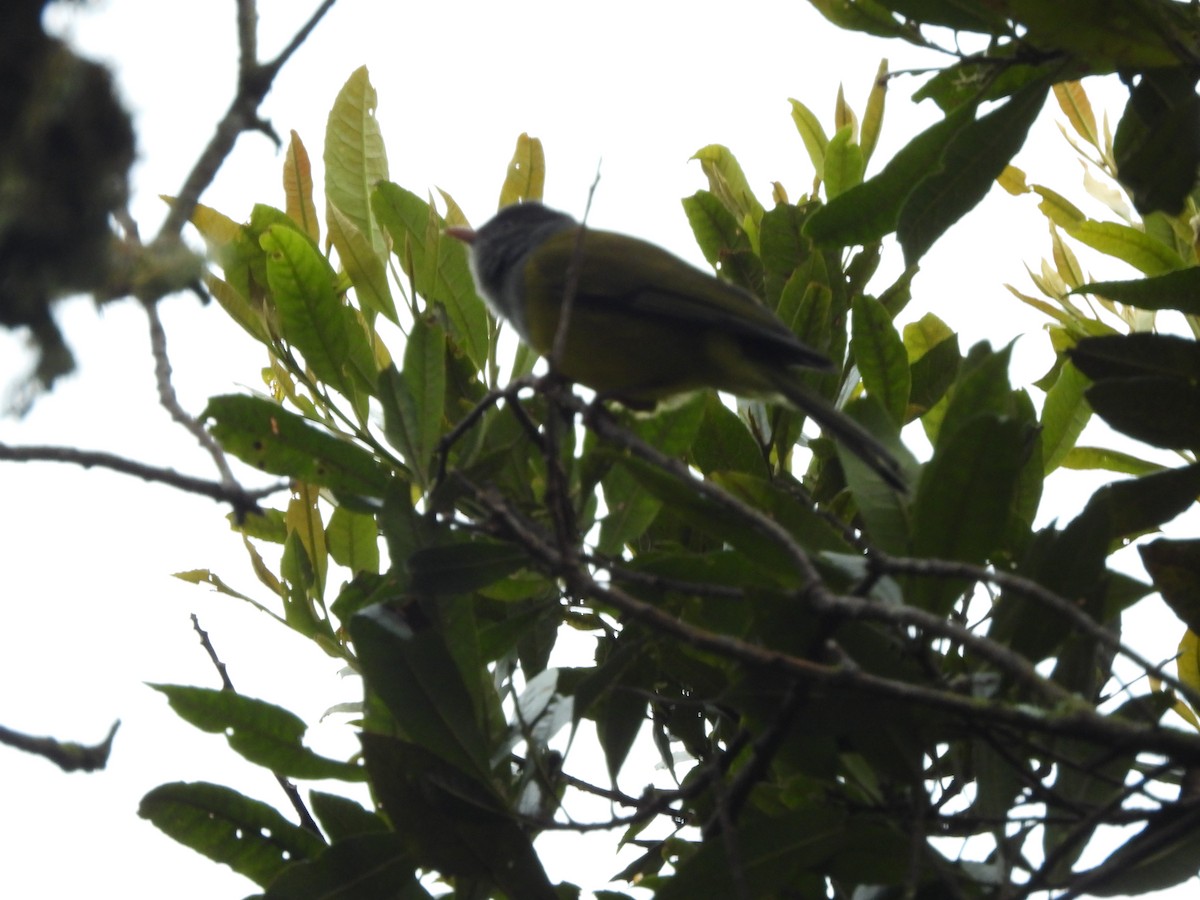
[789, 98, 828, 181]
[860, 59, 888, 165]
[498, 133, 545, 207]
[324, 66, 389, 257]
[328, 203, 398, 324]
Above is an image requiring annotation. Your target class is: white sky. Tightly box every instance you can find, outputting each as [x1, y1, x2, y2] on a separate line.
[0, 1, 1193, 898]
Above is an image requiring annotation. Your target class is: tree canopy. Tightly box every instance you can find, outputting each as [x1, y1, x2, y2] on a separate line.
[7, 2, 1200, 898]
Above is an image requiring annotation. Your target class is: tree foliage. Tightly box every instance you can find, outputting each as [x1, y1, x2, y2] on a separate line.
[9, 2, 1200, 898]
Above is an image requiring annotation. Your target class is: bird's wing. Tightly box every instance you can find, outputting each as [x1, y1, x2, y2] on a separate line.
[527, 228, 833, 370]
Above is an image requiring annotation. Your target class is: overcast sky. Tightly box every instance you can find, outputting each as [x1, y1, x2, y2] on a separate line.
[1, 2, 1191, 898]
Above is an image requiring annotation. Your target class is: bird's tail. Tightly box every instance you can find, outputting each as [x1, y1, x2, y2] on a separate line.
[772, 377, 907, 492]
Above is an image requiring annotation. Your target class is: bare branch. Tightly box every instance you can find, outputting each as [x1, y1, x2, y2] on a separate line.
[0, 442, 285, 515]
[0, 721, 119, 773]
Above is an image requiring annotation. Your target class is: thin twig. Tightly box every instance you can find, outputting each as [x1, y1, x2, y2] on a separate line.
[875, 552, 1200, 706]
[0, 443, 285, 515]
[0, 721, 119, 773]
[143, 301, 237, 486]
[190, 615, 321, 836]
[468, 480, 1200, 765]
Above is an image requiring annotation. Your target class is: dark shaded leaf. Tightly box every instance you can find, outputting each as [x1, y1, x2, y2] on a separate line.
[1140, 539, 1200, 634]
[361, 734, 557, 900]
[898, 78, 1050, 265]
[307, 791, 388, 843]
[1074, 268, 1200, 316]
[911, 415, 1034, 613]
[408, 539, 529, 595]
[1113, 68, 1200, 215]
[1071, 333, 1200, 382]
[350, 605, 491, 780]
[264, 833, 431, 900]
[1086, 377, 1200, 450]
[851, 293, 909, 424]
[150, 685, 365, 782]
[139, 782, 325, 887]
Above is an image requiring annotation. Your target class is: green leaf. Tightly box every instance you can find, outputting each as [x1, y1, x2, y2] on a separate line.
[150, 685, 365, 781]
[497, 132, 546, 206]
[824, 125, 865, 199]
[140, 782, 325, 887]
[1086, 463, 1200, 544]
[1040, 362, 1091, 473]
[328, 202, 398, 324]
[350, 604, 492, 780]
[690, 393, 767, 477]
[805, 101, 976, 248]
[680, 190, 762, 292]
[263, 833, 431, 900]
[1064, 220, 1187, 275]
[851, 294, 909, 424]
[807, 0, 911, 39]
[372, 182, 489, 369]
[789, 98, 829, 180]
[1074, 809, 1200, 896]
[759, 203, 817, 306]
[691, 144, 765, 232]
[261, 225, 353, 394]
[323, 66, 388, 256]
[898, 78, 1050, 265]
[907, 331, 961, 420]
[936, 343, 1015, 448]
[325, 506, 380, 575]
[860, 59, 888, 165]
[911, 415, 1033, 613]
[204, 395, 392, 501]
[378, 316, 446, 488]
[598, 398, 705, 553]
[1061, 445, 1166, 476]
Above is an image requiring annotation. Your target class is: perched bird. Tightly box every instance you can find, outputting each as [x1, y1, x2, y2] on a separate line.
[447, 202, 904, 490]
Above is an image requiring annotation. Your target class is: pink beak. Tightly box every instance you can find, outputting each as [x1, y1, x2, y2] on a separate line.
[444, 226, 476, 244]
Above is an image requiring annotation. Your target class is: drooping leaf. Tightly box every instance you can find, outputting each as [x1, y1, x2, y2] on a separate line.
[898, 77, 1051, 265]
[139, 782, 326, 887]
[150, 685, 365, 781]
[350, 604, 491, 781]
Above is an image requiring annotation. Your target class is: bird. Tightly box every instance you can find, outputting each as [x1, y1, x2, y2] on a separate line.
[446, 201, 904, 490]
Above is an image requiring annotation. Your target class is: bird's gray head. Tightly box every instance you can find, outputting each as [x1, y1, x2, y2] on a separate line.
[458, 202, 577, 337]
